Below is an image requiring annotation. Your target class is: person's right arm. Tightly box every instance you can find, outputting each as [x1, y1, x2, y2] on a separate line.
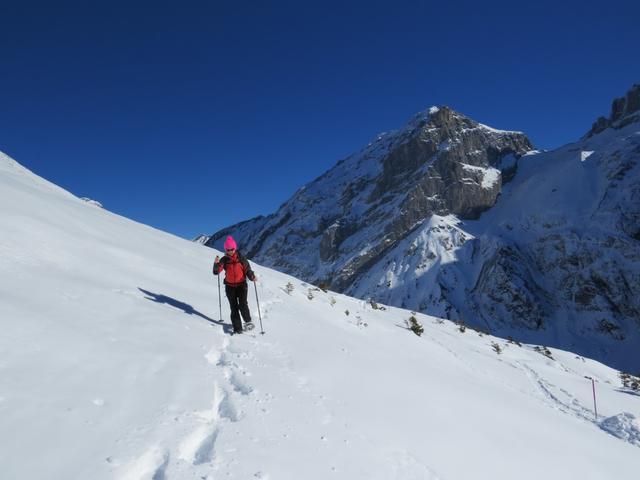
[213, 256, 224, 274]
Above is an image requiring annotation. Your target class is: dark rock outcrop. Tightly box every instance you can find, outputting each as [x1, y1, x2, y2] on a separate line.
[586, 84, 640, 137]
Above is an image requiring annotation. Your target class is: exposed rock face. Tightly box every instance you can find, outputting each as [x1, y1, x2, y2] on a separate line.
[80, 197, 103, 208]
[205, 85, 640, 371]
[587, 84, 640, 137]
[192, 234, 211, 245]
[206, 106, 532, 291]
[472, 124, 640, 369]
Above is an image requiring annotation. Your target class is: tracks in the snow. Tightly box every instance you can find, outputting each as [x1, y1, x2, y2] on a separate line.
[119, 332, 263, 479]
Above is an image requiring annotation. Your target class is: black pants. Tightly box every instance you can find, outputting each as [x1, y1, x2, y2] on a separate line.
[225, 283, 251, 332]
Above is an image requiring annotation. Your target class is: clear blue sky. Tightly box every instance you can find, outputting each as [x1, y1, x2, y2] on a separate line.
[1, 0, 638, 239]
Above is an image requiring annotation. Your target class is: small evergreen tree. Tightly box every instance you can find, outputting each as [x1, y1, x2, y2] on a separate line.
[620, 372, 630, 388]
[491, 342, 502, 355]
[285, 282, 294, 295]
[407, 315, 424, 337]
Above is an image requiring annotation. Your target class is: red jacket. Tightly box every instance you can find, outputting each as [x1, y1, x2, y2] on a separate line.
[213, 251, 255, 286]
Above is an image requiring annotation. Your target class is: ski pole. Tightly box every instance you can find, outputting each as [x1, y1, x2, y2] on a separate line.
[253, 280, 264, 335]
[217, 273, 222, 322]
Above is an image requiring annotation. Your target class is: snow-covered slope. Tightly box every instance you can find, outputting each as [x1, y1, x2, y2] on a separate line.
[1, 151, 639, 479]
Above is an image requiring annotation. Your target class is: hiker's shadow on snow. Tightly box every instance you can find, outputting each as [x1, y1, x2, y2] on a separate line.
[138, 288, 233, 333]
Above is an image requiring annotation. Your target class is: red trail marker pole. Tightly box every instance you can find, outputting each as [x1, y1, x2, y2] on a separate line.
[585, 376, 598, 421]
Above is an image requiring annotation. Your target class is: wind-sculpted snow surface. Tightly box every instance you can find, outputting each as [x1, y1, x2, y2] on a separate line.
[1, 152, 639, 479]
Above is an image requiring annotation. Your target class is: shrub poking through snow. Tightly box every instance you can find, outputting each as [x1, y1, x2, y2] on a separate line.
[285, 282, 294, 295]
[368, 298, 385, 310]
[492, 342, 502, 355]
[620, 372, 630, 389]
[620, 372, 640, 391]
[307, 289, 315, 300]
[507, 336, 522, 347]
[344, 309, 350, 316]
[457, 322, 466, 333]
[407, 315, 424, 337]
[534, 345, 554, 360]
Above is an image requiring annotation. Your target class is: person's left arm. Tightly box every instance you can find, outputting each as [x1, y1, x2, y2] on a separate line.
[242, 257, 257, 282]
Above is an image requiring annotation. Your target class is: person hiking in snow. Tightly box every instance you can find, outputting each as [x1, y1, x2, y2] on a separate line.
[213, 236, 257, 334]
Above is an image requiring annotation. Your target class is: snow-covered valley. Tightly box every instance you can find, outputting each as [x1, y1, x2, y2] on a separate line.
[1, 152, 639, 479]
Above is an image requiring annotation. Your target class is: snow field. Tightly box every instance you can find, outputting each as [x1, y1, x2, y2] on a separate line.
[1, 153, 639, 479]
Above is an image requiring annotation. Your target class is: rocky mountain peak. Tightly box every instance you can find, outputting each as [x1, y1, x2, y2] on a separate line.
[586, 83, 640, 137]
[428, 105, 471, 128]
[206, 106, 533, 290]
[400, 105, 491, 138]
[403, 105, 457, 129]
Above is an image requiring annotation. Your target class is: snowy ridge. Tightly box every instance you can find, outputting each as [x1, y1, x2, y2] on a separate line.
[1, 151, 639, 478]
[1, 150, 77, 199]
[478, 122, 525, 135]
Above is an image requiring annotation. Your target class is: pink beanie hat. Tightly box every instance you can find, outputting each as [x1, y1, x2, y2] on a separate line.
[224, 235, 237, 250]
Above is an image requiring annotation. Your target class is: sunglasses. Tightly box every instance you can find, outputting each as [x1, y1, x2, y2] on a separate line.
[225, 248, 236, 252]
